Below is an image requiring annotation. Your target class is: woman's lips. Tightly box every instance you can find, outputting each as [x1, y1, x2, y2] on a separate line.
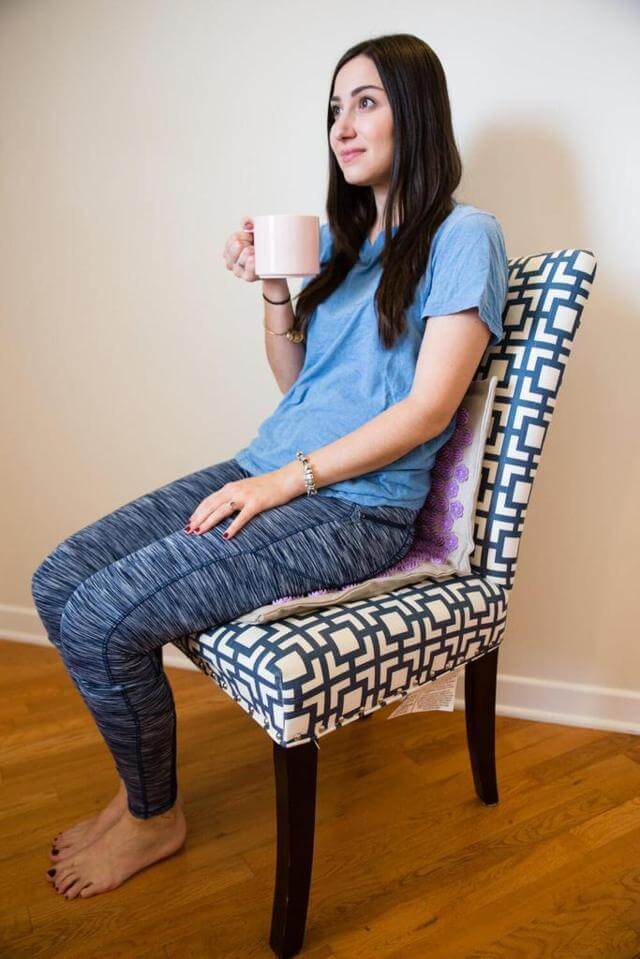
[341, 150, 365, 163]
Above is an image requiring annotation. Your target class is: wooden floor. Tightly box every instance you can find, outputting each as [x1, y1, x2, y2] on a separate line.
[1, 637, 639, 959]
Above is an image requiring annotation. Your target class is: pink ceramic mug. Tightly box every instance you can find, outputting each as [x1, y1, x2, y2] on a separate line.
[245, 214, 320, 278]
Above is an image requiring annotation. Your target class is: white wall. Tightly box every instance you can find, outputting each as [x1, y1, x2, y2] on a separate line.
[2, 0, 638, 730]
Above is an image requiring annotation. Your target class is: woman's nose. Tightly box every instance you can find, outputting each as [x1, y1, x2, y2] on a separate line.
[333, 123, 357, 146]
[332, 113, 355, 136]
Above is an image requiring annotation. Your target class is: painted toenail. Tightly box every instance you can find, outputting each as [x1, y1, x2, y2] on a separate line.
[52, 847, 59, 854]
[47, 868, 56, 876]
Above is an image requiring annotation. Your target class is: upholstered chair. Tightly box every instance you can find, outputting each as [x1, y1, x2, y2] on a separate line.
[172, 246, 598, 958]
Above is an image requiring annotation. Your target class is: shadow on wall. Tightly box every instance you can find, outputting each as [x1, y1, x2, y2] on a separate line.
[459, 121, 635, 669]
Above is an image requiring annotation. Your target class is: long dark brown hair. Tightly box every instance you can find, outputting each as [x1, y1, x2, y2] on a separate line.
[292, 33, 462, 350]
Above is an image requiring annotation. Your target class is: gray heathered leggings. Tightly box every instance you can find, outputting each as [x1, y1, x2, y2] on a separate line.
[31, 456, 419, 819]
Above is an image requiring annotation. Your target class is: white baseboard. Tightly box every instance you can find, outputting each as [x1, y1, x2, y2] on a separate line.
[3, 605, 639, 735]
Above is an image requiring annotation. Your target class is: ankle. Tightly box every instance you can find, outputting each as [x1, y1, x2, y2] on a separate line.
[117, 779, 181, 809]
[124, 801, 183, 827]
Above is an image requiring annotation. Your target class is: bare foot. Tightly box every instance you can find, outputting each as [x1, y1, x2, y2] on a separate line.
[49, 779, 128, 862]
[46, 798, 187, 898]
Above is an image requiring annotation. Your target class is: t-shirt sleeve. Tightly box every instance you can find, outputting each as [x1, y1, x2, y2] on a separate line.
[420, 212, 509, 346]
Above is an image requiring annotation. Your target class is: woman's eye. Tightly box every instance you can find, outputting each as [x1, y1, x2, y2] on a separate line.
[331, 96, 375, 117]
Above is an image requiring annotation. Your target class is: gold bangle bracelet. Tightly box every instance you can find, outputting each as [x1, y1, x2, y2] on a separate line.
[263, 324, 305, 343]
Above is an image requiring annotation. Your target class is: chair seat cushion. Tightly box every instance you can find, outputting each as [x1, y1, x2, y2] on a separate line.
[172, 573, 509, 748]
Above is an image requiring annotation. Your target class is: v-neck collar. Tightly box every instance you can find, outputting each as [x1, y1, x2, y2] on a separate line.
[359, 225, 400, 264]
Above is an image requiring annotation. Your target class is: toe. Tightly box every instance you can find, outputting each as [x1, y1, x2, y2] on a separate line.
[49, 842, 74, 861]
[54, 865, 76, 892]
[64, 878, 91, 900]
[59, 872, 80, 895]
[79, 883, 96, 898]
[53, 847, 75, 865]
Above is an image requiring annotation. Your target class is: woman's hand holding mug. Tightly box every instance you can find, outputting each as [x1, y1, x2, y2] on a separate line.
[221, 215, 289, 308]
[223, 214, 320, 280]
[222, 216, 258, 281]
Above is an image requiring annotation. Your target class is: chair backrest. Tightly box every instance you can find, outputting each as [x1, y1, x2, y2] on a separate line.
[470, 248, 598, 590]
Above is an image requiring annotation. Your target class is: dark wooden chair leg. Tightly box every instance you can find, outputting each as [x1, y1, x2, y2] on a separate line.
[269, 739, 318, 958]
[464, 646, 500, 805]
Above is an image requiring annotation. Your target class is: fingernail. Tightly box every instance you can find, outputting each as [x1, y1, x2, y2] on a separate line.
[48, 868, 56, 876]
[222, 531, 229, 539]
[194, 527, 200, 533]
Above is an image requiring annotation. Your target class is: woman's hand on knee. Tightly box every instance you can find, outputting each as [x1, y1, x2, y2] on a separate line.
[186, 471, 301, 540]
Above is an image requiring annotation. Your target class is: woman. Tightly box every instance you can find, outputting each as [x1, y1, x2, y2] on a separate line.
[32, 32, 509, 900]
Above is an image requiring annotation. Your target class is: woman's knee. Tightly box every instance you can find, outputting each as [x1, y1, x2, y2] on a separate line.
[58, 570, 113, 663]
[30, 530, 85, 601]
[31, 548, 58, 603]
[58, 564, 148, 675]
[31, 545, 72, 648]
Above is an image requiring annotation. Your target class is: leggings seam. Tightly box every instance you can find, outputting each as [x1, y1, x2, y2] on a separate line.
[340, 522, 416, 586]
[365, 523, 416, 579]
[266, 556, 338, 591]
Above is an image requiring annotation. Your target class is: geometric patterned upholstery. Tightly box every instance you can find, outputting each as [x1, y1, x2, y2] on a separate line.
[172, 247, 598, 748]
[173, 574, 508, 748]
[471, 249, 598, 589]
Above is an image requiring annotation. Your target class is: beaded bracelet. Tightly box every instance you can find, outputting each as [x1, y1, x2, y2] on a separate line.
[295, 450, 318, 496]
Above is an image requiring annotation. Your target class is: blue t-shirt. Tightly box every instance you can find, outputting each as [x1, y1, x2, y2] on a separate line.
[233, 201, 508, 509]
